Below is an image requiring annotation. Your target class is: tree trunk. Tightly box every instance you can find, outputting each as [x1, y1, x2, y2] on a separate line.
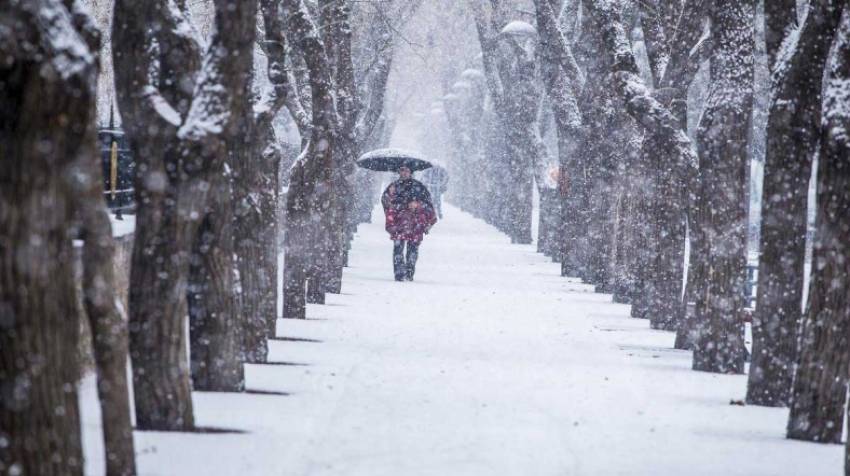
[74, 38, 138, 474]
[611, 145, 640, 303]
[0, 2, 99, 473]
[747, 0, 843, 407]
[126, 178, 196, 428]
[582, 0, 698, 322]
[788, 6, 850, 443]
[78, 166, 138, 476]
[233, 121, 272, 360]
[184, 0, 258, 393]
[691, 0, 754, 374]
[639, 0, 706, 334]
[281, 0, 339, 319]
[321, 0, 355, 296]
[234, 115, 283, 355]
[666, 1, 711, 349]
[188, 174, 245, 391]
[114, 0, 202, 431]
[764, 0, 799, 68]
[629, 134, 659, 320]
[647, 135, 687, 330]
[115, 0, 258, 426]
[232, 0, 290, 362]
[581, 93, 617, 288]
[471, 1, 542, 245]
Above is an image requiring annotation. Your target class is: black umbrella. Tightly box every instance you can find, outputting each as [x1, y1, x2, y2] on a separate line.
[357, 148, 433, 172]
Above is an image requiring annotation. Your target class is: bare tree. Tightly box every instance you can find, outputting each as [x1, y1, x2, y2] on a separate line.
[0, 1, 136, 474]
[689, 0, 755, 374]
[747, 0, 843, 405]
[641, 0, 707, 334]
[788, 3, 850, 444]
[232, 0, 291, 363]
[472, 0, 545, 245]
[533, 0, 586, 277]
[113, 0, 258, 427]
[282, 0, 340, 319]
[113, 0, 200, 430]
[73, 12, 137, 472]
[187, 0, 259, 392]
[581, 0, 698, 318]
[282, 0, 412, 318]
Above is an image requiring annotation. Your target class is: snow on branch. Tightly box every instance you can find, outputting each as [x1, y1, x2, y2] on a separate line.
[281, 0, 338, 134]
[178, 45, 229, 140]
[179, 0, 258, 143]
[823, 9, 850, 146]
[38, 0, 96, 80]
[112, 0, 202, 138]
[769, 0, 843, 109]
[500, 20, 538, 37]
[255, 0, 290, 122]
[145, 86, 183, 127]
[584, 0, 698, 169]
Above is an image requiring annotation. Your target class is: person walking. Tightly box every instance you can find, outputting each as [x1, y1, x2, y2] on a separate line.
[381, 166, 437, 281]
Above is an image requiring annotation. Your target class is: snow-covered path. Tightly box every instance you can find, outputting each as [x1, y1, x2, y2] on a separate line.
[82, 204, 841, 475]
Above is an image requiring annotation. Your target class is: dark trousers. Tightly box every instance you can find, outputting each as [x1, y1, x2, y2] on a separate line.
[393, 240, 419, 280]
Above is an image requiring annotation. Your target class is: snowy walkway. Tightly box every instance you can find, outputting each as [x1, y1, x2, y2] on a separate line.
[83, 205, 841, 475]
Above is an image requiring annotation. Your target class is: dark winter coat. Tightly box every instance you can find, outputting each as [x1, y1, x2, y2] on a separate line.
[381, 178, 437, 243]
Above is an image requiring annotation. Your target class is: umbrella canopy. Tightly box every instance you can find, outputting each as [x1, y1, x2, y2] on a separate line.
[357, 148, 433, 172]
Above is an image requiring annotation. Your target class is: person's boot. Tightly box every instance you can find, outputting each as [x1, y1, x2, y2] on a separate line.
[405, 243, 419, 281]
[393, 242, 405, 281]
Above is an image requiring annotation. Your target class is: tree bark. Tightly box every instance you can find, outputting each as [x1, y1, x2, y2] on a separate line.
[72, 19, 137, 471]
[232, 0, 290, 362]
[533, 0, 586, 277]
[764, 0, 799, 68]
[114, 0, 258, 424]
[320, 0, 356, 296]
[472, 1, 542, 245]
[691, 0, 754, 374]
[282, 0, 339, 319]
[747, 0, 843, 406]
[113, 0, 201, 430]
[0, 2, 98, 473]
[582, 0, 698, 317]
[788, 5, 850, 443]
[643, 0, 706, 335]
[185, 0, 258, 393]
[188, 174, 245, 392]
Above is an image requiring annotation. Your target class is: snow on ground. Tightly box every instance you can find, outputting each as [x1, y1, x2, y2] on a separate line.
[81, 204, 841, 475]
[109, 213, 135, 237]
